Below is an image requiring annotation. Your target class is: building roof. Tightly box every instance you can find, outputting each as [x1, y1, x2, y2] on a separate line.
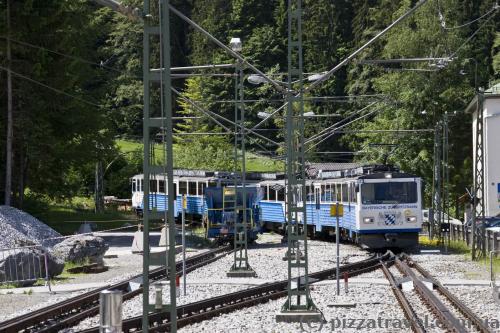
[464, 82, 500, 114]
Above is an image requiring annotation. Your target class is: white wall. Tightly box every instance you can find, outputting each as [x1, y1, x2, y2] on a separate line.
[484, 97, 500, 217]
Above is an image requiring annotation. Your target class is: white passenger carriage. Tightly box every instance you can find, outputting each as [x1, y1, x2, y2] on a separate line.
[261, 164, 423, 249]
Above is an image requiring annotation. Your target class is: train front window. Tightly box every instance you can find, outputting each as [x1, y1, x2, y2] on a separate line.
[361, 182, 417, 204]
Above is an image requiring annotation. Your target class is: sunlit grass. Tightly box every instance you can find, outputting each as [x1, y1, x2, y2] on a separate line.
[419, 235, 471, 254]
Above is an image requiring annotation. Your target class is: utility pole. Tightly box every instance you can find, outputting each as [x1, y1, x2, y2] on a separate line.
[95, 161, 104, 213]
[431, 122, 442, 240]
[227, 41, 255, 278]
[142, 0, 177, 332]
[276, 0, 320, 323]
[473, 91, 486, 259]
[5, 0, 13, 206]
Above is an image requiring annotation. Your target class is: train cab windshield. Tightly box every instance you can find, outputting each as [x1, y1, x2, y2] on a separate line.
[361, 181, 417, 205]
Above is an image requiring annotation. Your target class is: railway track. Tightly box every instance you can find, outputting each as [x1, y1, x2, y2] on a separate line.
[0, 246, 231, 333]
[383, 252, 491, 333]
[79, 253, 389, 333]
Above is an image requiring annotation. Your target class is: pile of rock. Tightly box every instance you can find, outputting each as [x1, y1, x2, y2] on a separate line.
[0, 207, 109, 285]
[0, 206, 61, 248]
[51, 235, 108, 265]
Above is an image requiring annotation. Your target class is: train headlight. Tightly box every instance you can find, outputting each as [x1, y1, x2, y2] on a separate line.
[406, 216, 417, 223]
[363, 217, 375, 223]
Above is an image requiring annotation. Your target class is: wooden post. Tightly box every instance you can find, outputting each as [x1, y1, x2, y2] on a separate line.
[4, 0, 13, 206]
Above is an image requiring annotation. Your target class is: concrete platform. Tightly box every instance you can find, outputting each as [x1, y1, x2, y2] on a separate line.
[275, 310, 323, 323]
[226, 268, 257, 278]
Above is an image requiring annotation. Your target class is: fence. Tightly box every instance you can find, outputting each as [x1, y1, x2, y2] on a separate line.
[449, 223, 500, 254]
[0, 245, 51, 288]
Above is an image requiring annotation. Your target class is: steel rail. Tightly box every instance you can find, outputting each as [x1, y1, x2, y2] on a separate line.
[402, 254, 492, 333]
[0, 246, 231, 333]
[79, 253, 391, 332]
[394, 257, 469, 333]
[380, 259, 426, 333]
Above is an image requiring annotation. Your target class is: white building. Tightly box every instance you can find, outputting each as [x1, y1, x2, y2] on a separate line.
[467, 83, 500, 217]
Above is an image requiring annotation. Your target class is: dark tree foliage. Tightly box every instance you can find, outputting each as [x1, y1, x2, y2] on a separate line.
[0, 0, 499, 213]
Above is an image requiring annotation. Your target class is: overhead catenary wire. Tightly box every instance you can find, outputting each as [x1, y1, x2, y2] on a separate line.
[0, 65, 101, 107]
[449, 8, 499, 59]
[305, 107, 383, 153]
[251, 0, 430, 130]
[305, 102, 378, 144]
[438, 2, 499, 30]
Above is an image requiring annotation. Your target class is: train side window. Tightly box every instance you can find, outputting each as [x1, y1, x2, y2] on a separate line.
[179, 181, 187, 195]
[158, 180, 165, 193]
[269, 188, 276, 201]
[132, 179, 136, 192]
[263, 185, 269, 200]
[342, 184, 348, 202]
[150, 179, 158, 192]
[188, 181, 197, 195]
[305, 185, 312, 202]
[198, 182, 206, 195]
[277, 188, 285, 201]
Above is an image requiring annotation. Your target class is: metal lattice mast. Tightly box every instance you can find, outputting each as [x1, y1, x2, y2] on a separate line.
[142, 0, 177, 332]
[473, 92, 485, 259]
[277, 0, 319, 321]
[228, 58, 255, 277]
[431, 122, 442, 240]
[442, 113, 450, 243]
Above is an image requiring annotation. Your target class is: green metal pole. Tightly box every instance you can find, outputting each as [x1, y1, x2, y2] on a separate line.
[142, 0, 176, 332]
[277, 0, 319, 322]
[228, 56, 255, 277]
[141, 0, 151, 331]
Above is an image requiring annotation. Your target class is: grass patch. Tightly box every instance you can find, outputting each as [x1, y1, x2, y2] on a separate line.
[24, 195, 139, 235]
[0, 283, 19, 289]
[59, 260, 91, 279]
[419, 235, 471, 254]
[117, 139, 283, 172]
[246, 152, 283, 172]
[479, 256, 500, 278]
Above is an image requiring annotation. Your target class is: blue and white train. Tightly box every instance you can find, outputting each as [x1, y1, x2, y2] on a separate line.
[131, 164, 423, 249]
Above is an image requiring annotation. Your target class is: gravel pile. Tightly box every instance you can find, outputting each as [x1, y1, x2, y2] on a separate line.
[0, 206, 61, 249]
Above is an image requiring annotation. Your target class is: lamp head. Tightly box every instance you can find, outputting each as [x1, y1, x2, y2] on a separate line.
[229, 37, 242, 52]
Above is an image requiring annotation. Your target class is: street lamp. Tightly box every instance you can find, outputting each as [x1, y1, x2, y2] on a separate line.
[229, 37, 242, 52]
[257, 111, 271, 120]
[307, 72, 326, 82]
[248, 74, 268, 85]
[460, 58, 478, 92]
